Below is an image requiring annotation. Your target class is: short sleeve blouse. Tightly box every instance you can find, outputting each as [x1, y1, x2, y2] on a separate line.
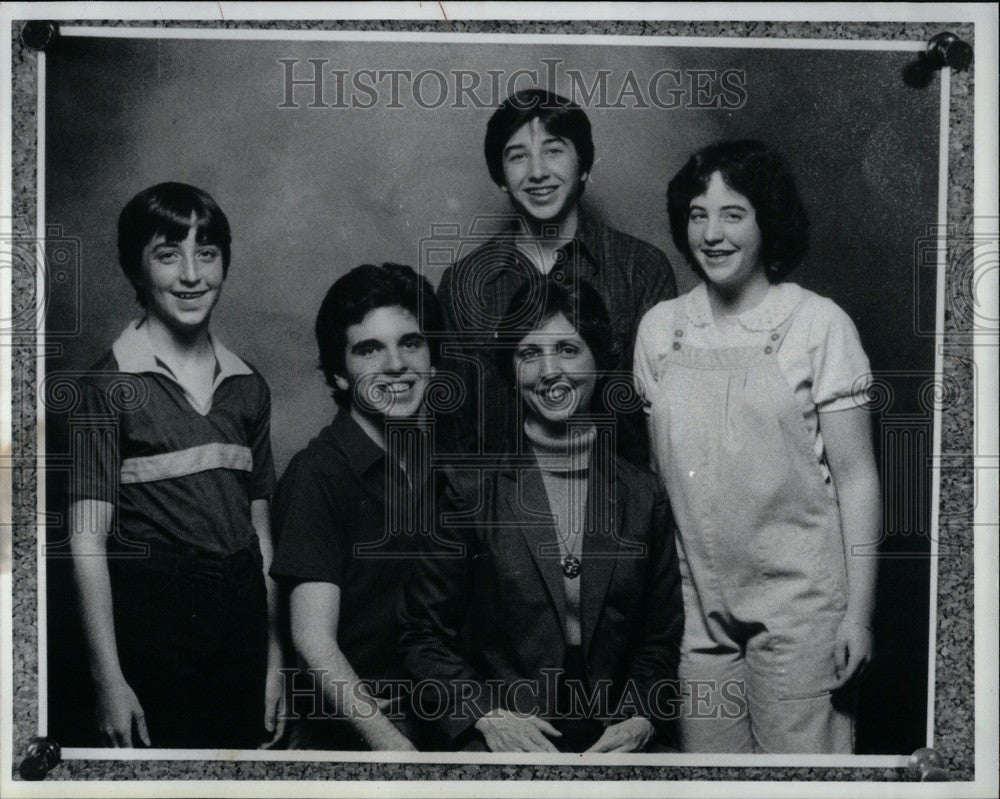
[634, 282, 872, 468]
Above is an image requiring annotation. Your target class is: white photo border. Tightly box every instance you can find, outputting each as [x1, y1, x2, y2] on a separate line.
[2, 4, 997, 798]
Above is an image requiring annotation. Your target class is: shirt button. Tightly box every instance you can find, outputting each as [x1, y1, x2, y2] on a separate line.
[764, 345, 773, 354]
[688, 470, 695, 478]
[673, 342, 681, 351]
[771, 332, 780, 341]
[675, 329, 684, 338]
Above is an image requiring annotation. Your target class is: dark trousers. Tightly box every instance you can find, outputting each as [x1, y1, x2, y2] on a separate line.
[111, 539, 268, 749]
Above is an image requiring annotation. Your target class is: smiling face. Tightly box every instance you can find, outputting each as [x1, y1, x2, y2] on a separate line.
[514, 312, 597, 429]
[687, 171, 765, 293]
[139, 222, 224, 335]
[501, 117, 587, 225]
[335, 304, 434, 420]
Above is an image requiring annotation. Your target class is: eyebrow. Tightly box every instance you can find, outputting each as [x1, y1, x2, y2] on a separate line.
[350, 338, 384, 353]
[399, 332, 426, 345]
[688, 202, 748, 211]
[517, 335, 581, 350]
[150, 239, 220, 248]
[503, 136, 566, 156]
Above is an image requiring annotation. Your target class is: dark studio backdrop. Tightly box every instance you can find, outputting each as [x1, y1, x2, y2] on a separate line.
[42, 35, 940, 754]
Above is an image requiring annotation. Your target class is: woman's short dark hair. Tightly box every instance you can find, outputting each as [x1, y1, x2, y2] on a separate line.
[484, 89, 595, 189]
[315, 263, 443, 407]
[117, 182, 232, 306]
[497, 274, 615, 391]
[666, 139, 809, 282]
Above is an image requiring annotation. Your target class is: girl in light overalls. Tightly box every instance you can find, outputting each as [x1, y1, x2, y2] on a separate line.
[634, 140, 880, 753]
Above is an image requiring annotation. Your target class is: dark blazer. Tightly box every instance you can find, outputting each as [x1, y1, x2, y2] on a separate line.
[398, 451, 683, 743]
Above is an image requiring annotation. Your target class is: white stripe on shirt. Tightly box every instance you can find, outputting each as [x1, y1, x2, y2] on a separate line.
[120, 443, 252, 485]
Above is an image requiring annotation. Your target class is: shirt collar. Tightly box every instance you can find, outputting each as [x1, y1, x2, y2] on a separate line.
[684, 282, 802, 331]
[328, 410, 387, 477]
[488, 208, 599, 283]
[570, 209, 602, 266]
[111, 319, 253, 383]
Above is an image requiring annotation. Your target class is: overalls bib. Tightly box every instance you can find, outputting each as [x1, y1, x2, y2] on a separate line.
[650, 299, 853, 753]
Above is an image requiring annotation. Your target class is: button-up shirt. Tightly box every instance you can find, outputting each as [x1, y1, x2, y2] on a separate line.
[434, 211, 677, 465]
[270, 410, 431, 687]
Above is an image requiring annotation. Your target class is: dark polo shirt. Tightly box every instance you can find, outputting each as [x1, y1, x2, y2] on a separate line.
[270, 411, 428, 688]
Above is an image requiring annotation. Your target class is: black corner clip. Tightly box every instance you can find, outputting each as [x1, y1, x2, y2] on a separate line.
[18, 736, 62, 781]
[907, 746, 951, 782]
[926, 31, 974, 71]
[904, 31, 973, 88]
[20, 21, 60, 52]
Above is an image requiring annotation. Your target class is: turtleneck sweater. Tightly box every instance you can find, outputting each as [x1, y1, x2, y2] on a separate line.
[524, 420, 596, 647]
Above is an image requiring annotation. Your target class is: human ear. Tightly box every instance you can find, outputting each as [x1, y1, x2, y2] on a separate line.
[334, 374, 350, 393]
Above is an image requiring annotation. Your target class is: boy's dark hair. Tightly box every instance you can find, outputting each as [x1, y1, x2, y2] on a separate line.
[484, 89, 595, 190]
[315, 263, 443, 407]
[497, 273, 616, 391]
[117, 182, 232, 306]
[666, 139, 810, 282]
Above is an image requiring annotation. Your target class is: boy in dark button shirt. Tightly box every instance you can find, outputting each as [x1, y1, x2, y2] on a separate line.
[435, 88, 677, 466]
[270, 263, 443, 751]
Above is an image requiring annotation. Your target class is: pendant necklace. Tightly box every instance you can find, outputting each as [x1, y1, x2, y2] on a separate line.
[561, 553, 581, 579]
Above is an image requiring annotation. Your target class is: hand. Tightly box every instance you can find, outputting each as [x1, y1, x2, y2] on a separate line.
[585, 717, 655, 753]
[833, 617, 873, 689]
[381, 732, 418, 752]
[95, 676, 150, 747]
[259, 660, 287, 749]
[474, 710, 562, 753]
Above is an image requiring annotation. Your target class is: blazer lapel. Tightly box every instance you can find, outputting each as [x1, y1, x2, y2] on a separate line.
[580, 454, 624, 657]
[502, 464, 568, 626]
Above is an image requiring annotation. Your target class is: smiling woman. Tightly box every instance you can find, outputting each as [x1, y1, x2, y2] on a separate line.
[400, 275, 685, 754]
[513, 312, 598, 432]
[686, 173, 764, 303]
[636, 140, 880, 753]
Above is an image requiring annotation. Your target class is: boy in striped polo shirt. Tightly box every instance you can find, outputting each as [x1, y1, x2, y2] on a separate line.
[69, 183, 284, 749]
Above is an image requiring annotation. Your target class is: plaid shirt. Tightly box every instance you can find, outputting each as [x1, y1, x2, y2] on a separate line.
[434, 211, 677, 465]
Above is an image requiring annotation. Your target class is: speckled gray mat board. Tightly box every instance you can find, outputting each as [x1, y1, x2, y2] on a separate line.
[7, 17, 976, 785]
